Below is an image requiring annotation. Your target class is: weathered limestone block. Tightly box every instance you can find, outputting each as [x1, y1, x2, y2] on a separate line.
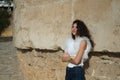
[17, 50, 66, 80]
[14, 0, 72, 50]
[14, 0, 120, 52]
[85, 53, 120, 80]
[112, 0, 120, 25]
[73, 0, 120, 52]
[14, 0, 120, 80]
[17, 50, 120, 80]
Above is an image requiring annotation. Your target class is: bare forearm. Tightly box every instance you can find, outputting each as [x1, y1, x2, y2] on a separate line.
[61, 52, 71, 62]
[62, 56, 68, 62]
[69, 57, 81, 65]
[69, 40, 87, 65]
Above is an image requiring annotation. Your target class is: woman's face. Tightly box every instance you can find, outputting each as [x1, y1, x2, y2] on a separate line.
[71, 23, 77, 36]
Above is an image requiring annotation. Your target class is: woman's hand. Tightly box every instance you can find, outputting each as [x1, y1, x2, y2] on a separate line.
[62, 52, 71, 62]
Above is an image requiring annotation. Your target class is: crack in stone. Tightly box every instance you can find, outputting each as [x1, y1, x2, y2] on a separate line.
[89, 51, 120, 58]
[16, 47, 120, 58]
[16, 47, 64, 53]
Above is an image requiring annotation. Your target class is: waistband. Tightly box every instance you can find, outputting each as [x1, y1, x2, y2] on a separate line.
[67, 66, 83, 69]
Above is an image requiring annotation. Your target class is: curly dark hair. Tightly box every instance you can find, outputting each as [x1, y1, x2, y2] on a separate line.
[71, 19, 94, 48]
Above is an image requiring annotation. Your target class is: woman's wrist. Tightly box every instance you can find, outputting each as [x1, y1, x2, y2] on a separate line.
[68, 57, 72, 62]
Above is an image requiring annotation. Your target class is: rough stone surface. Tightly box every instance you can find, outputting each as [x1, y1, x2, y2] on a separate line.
[85, 53, 120, 80]
[14, 0, 72, 50]
[14, 0, 120, 80]
[17, 50, 120, 80]
[17, 50, 66, 80]
[74, 0, 120, 52]
[14, 0, 120, 52]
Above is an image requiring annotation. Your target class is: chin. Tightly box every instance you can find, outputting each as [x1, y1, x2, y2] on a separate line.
[72, 33, 76, 35]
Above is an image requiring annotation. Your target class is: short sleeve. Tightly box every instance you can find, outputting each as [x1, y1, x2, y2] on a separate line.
[82, 37, 92, 62]
[64, 38, 69, 53]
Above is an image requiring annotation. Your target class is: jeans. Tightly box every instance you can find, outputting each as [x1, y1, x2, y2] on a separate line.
[65, 66, 86, 80]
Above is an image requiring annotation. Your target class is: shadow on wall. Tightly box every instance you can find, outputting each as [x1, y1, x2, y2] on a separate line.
[84, 51, 120, 71]
[17, 47, 120, 71]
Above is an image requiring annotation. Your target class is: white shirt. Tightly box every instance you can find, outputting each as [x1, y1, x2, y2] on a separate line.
[64, 36, 92, 68]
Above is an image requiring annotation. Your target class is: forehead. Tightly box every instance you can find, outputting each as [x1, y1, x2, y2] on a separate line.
[73, 23, 77, 27]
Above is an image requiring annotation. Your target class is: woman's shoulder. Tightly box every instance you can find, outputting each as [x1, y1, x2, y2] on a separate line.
[81, 36, 92, 51]
[80, 36, 90, 42]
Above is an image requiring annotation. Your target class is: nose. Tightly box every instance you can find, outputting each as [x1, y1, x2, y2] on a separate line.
[72, 27, 76, 31]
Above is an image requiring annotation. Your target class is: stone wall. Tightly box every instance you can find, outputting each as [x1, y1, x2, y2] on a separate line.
[17, 50, 120, 80]
[14, 0, 120, 80]
[74, 0, 120, 52]
[14, 0, 120, 52]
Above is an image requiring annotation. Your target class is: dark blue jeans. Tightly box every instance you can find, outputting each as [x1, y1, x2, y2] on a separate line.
[65, 66, 86, 80]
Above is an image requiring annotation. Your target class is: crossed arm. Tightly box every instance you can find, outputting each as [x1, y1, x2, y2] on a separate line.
[62, 40, 87, 65]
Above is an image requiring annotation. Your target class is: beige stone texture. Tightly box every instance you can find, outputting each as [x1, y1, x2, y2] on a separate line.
[17, 51, 66, 80]
[85, 53, 120, 80]
[74, 0, 120, 52]
[14, 0, 120, 52]
[14, 0, 120, 80]
[17, 51, 120, 80]
[14, 0, 72, 49]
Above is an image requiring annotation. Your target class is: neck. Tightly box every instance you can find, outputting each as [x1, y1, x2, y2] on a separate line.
[75, 35, 78, 38]
[75, 35, 79, 39]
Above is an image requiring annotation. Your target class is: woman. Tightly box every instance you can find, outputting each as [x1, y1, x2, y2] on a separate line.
[62, 19, 94, 80]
